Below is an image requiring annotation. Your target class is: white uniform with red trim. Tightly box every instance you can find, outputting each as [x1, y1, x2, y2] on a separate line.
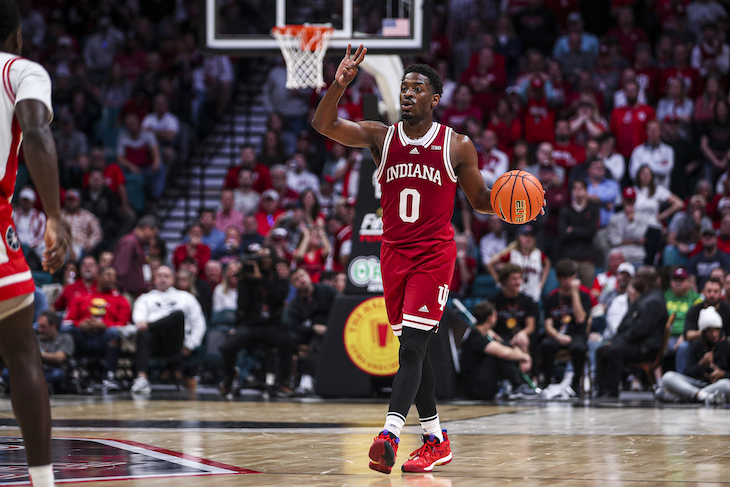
[0, 53, 53, 305]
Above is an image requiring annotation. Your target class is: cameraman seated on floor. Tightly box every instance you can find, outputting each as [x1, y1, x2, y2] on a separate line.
[288, 267, 338, 395]
[1, 312, 74, 394]
[459, 301, 536, 400]
[130, 266, 207, 395]
[63, 266, 130, 393]
[218, 245, 292, 396]
[656, 306, 730, 404]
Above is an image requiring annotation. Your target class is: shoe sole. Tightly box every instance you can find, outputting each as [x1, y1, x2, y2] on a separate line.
[368, 439, 396, 474]
[402, 452, 453, 473]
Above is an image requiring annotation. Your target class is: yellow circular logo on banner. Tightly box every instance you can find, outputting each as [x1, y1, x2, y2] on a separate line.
[343, 297, 400, 376]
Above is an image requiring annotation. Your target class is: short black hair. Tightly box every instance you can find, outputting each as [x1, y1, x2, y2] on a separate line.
[473, 301, 496, 325]
[403, 63, 443, 95]
[39, 310, 59, 329]
[0, 0, 19, 44]
[555, 258, 579, 278]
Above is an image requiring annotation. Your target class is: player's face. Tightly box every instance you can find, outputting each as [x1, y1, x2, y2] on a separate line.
[400, 73, 438, 120]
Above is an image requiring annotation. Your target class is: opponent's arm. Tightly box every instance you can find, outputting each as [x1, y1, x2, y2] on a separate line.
[15, 99, 68, 273]
[311, 45, 387, 150]
[452, 134, 494, 215]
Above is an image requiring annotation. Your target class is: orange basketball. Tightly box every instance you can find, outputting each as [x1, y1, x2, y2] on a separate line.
[490, 170, 544, 224]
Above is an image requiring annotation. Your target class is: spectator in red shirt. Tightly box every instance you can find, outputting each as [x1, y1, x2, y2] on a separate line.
[441, 84, 483, 132]
[606, 6, 649, 62]
[215, 190, 244, 234]
[270, 165, 300, 210]
[223, 145, 272, 194]
[63, 266, 131, 392]
[173, 223, 211, 275]
[460, 47, 507, 116]
[54, 255, 97, 312]
[86, 147, 133, 219]
[633, 43, 661, 102]
[256, 189, 285, 236]
[524, 77, 556, 144]
[117, 113, 165, 199]
[553, 119, 586, 175]
[660, 43, 704, 99]
[293, 222, 331, 283]
[609, 80, 657, 158]
[487, 98, 522, 157]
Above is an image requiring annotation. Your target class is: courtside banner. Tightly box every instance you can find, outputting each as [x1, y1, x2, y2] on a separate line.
[345, 153, 383, 295]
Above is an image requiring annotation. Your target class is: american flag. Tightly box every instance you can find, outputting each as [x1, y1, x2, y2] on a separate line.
[382, 18, 410, 37]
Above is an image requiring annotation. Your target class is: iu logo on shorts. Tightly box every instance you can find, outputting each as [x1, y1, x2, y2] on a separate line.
[437, 284, 449, 311]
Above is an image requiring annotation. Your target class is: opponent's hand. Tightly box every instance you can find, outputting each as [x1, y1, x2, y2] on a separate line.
[335, 44, 367, 86]
[43, 217, 69, 274]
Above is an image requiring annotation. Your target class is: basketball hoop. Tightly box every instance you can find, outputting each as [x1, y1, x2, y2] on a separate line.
[271, 24, 334, 91]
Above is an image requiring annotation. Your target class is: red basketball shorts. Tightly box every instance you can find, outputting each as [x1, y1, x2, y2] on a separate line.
[380, 240, 457, 336]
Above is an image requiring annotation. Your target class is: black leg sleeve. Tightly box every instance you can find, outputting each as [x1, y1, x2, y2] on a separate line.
[388, 327, 432, 420]
[414, 341, 437, 420]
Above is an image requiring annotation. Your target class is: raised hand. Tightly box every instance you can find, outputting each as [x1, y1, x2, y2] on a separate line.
[335, 44, 367, 86]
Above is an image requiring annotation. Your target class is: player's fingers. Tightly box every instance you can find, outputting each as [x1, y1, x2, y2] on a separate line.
[354, 45, 367, 65]
[346, 44, 351, 59]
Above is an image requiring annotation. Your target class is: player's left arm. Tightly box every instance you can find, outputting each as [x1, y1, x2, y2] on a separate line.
[451, 133, 494, 215]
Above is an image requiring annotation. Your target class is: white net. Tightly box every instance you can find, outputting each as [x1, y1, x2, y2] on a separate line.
[271, 25, 333, 91]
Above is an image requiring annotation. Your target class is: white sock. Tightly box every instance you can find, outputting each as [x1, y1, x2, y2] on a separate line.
[419, 414, 444, 442]
[28, 464, 54, 487]
[383, 412, 406, 438]
[697, 390, 709, 401]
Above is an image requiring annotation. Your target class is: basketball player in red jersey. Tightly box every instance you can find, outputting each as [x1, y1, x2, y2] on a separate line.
[314, 46, 542, 474]
[0, 2, 69, 486]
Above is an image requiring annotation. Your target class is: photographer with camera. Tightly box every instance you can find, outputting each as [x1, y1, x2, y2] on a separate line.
[218, 245, 293, 395]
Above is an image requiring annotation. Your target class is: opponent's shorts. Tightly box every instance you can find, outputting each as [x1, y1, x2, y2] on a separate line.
[380, 240, 456, 336]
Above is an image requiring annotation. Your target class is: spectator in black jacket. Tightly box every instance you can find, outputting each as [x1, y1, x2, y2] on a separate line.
[288, 267, 338, 395]
[595, 266, 668, 397]
[559, 179, 600, 287]
[81, 169, 122, 249]
[218, 248, 293, 395]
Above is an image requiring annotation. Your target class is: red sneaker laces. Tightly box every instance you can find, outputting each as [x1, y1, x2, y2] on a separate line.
[409, 434, 438, 459]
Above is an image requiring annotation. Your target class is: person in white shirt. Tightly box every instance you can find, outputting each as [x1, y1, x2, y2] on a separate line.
[479, 129, 509, 187]
[479, 214, 508, 270]
[213, 261, 239, 313]
[12, 188, 45, 265]
[286, 153, 319, 194]
[141, 94, 179, 167]
[691, 23, 730, 76]
[130, 266, 206, 395]
[233, 168, 260, 215]
[629, 120, 675, 189]
[598, 133, 625, 182]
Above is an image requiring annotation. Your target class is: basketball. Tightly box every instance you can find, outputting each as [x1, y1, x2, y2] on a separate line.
[490, 170, 544, 224]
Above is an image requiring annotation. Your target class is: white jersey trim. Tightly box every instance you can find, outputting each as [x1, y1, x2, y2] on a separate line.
[403, 313, 439, 326]
[442, 127, 458, 183]
[397, 121, 440, 147]
[0, 270, 32, 289]
[376, 125, 396, 181]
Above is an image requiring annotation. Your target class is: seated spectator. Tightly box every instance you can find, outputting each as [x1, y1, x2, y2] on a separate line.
[98, 251, 113, 268]
[270, 165, 300, 209]
[86, 147, 133, 220]
[258, 130, 288, 169]
[81, 169, 121, 249]
[224, 145, 272, 194]
[688, 226, 730, 290]
[451, 233, 477, 297]
[177, 258, 213, 322]
[556, 32, 596, 85]
[527, 142, 565, 185]
[270, 227, 293, 266]
[656, 77, 693, 141]
[292, 223, 331, 283]
[660, 43, 703, 100]
[53, 113, 88, 188]
[487, 98, 522, 156]
[663, 116, 701, 200]
[694, 75, 721, 125]
[656, 307, 730, 404]
[233, 169, 260, 216]
[479, 215, 508, 271]
[522, 77, 556, 145]
[487, 225, 549, 303]
[218, 249, 292, 395]
[629, 121, 675, 190]
[540, 259, 591, 393]
[691, 22, 730, 78]
[677, 277, 730, 373]
[606, 6, 649, 62]
[173, 223, 211, 275]
[665, 267, 702, 355]
[289, 267, 338, 395]
[54, 255, 97, 312]
[1, 312, 74, 394]
[598, 133, 625, 183]
[460, 301, 535, 400]
[634, 165, 684, 228]
[489, 263, 538, 355]
[13, 188, 45, 269]
[213, 261, 240, 313]
[595, 266, 667, 397]
[541, 164, 569, 262]
[700, 99, 730, 183]
[61, 189, 102, 261]
[256, 190, 285, 236]
[141, 94, 180, 168]
[117, 113, 165, 200]
[665, 195, 713, 266]
[559, 180, 599, 286]
[441, 84, 482, 133]
[188, 209, 224, 256]
[460, 46, 506, 115]
[216, 190, 244, 234]
[113, 215, 159, 298]
[478, 129, 509, 188]
[241, 214, 264, 250]
[204, 260, 223, 288]
[63, 266, 130, 393]
[300, 189, 325, 227]
[591, 249, 625, 304]
[569, 96, 607, 148]
[130, 266, 207, 395]
[215, 226, 242, 266]
[609, 80, 656, 159]
[332, 149, 362, 200]
[286, 153, 319, 195]
[586, 158, 621, 228]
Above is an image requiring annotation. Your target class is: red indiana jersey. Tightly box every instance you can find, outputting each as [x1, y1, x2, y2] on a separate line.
[377, 122, 459, 248]
[659, 66, 703, 98]
[609, 104, 656, 158]
[524, 98, 555, 144]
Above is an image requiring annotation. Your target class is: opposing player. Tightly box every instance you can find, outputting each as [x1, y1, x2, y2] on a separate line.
[314, 46, 536, 474]
[1, 2, 69, 486]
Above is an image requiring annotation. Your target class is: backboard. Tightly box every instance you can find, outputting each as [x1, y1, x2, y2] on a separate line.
[201, 0, 431, 56]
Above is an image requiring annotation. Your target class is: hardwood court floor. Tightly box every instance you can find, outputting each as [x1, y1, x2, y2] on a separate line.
[0, 392, 728, 486]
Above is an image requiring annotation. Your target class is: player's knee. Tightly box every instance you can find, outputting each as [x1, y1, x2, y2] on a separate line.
[398, 330, 429, 368]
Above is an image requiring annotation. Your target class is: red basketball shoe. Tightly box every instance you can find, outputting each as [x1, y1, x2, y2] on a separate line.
[401, 430, 452, 473]
[368, 430, 400, 474]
